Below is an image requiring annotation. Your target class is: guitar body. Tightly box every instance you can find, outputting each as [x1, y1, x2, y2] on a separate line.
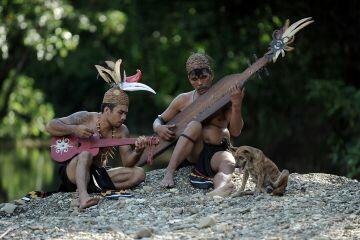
[50, 135, 101, 162]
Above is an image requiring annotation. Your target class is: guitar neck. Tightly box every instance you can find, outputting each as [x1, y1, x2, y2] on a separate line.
[92, 138, 137, 148]
[138, 56, 268, 165]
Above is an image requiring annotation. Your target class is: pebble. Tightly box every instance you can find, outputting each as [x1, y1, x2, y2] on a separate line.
[212, 196, 224, 203]
[173, 207, 183, 215]
[169, 188, 179, 193]
[344, 225, 356, 230]
[162, 193, 172, 198]
[29, 225, 44, 230]
[143, 186, 153, 192]
[188, 207, 200, 215]
[0, 203, 17, 214]
[14, 199, 27, 206]
[70, 199, 79, 207]
[214, 222, 230, 233]
[70, 209, 79, 216]
[134, 227, 153, 239]
[135, 198, 146, 204]
[234, 207, 251, 214]
[198, 215, 216, 228]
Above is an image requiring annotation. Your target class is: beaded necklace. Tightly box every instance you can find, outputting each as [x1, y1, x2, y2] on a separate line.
[96, 114, 116, 163]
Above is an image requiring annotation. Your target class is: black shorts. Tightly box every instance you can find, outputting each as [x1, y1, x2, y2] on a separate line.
[58, 164, 116, 193]
[194, 139, 230, 177]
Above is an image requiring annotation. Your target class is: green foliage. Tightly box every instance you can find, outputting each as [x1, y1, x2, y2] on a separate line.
[1, 0, 79, 60]
[0, 74, 54, 139]
[97, 10, 127, 36]
[307, 80, 360, 178]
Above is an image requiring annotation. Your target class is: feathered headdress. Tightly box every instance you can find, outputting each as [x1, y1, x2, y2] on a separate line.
[95, 59, 156, 106]
[95, 59, 156, 93]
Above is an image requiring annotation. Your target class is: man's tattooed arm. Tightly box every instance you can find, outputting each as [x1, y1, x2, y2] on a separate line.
[46, 111, 94, 137]
[58, 111, 92, 125]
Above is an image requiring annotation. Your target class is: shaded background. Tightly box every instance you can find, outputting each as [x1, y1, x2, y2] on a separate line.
[0, 0, 359, 202]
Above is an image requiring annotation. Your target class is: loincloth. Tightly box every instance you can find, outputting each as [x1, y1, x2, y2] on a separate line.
[194, 138, 230, 177]
[58, 164, 116, 193]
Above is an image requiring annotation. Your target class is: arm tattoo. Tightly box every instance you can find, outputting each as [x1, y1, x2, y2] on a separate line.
[63, 111, 91, 125]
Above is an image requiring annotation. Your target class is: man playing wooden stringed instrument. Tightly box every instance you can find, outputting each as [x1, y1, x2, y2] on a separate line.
[154, 53, 244, 196]
[46, 59, 157, 209]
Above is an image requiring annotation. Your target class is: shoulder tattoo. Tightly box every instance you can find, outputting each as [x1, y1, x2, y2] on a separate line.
[66, 111, 92, 125]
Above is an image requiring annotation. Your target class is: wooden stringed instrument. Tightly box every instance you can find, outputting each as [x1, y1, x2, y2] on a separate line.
[50, 134, 137, 162]
[138, 17, 313, 165]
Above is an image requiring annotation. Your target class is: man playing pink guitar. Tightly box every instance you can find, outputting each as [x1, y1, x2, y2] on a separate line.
[46, 59, 157, 209]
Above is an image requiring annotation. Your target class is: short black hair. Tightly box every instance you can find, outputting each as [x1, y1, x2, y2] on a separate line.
[101, 103, 116, 113]
[188, 68, 212, 79]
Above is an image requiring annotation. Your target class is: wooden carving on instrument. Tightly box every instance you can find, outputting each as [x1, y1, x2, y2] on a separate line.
[139, 17, 314, 165]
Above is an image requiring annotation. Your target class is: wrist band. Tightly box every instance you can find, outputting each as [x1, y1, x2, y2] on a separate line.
[157, 115, 166, 125]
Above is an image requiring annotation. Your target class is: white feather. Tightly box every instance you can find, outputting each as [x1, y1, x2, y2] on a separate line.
[281, 49, 286, 58]
[95, 65, 113, 83]
[114, 59, 122, 84]
[284, 20, 314, 40]
[105, 61, 115, 70]
[273, 50, 281, 62]
[282, 17, 313, 39]
[120, 82, 156, 94]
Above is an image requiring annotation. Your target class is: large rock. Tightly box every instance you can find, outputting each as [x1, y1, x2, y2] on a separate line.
[0, 203, 17, 214]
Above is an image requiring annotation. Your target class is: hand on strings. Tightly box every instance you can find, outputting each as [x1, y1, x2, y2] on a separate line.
[156, 124, 176, 141]
[73, 125, 94, 138]
[134, 136, 148, 153]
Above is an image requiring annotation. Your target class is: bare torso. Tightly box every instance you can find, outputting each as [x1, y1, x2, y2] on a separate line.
[158, 72, 244, 190]
[177, 91, 231, 145]
[77, 112, 128, 167]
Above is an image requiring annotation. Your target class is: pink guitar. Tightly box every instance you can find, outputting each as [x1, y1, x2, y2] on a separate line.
[50, 134, 136, 162]
[50, 134, 158, 165]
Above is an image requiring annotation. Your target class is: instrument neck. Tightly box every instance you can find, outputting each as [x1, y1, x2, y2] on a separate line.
[92, 138, 137, 148]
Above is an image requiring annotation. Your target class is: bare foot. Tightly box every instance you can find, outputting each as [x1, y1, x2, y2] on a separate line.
[79, 194, 100, 209]
[207, 181, 235, 197]
[160, 171, 175, 188]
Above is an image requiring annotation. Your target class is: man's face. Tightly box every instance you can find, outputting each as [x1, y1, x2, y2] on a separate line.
[105, 104, 128, 128]
[188, 68, 213, 95]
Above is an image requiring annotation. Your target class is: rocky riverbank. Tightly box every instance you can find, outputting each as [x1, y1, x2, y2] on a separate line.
[1, 167, 359, 239]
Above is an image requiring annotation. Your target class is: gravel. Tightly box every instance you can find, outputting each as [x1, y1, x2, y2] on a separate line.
[0, 167, 359, 239]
